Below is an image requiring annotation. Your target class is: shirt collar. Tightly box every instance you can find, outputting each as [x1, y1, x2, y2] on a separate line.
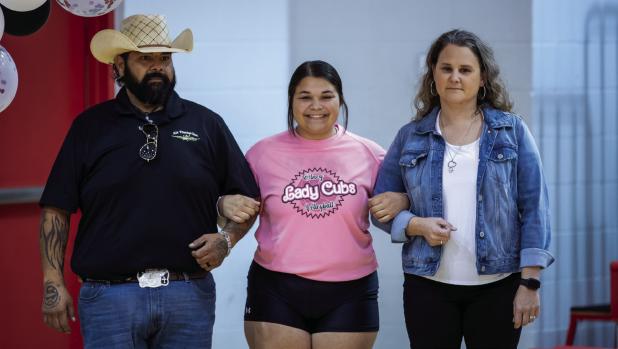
[416, 106, 513, 134]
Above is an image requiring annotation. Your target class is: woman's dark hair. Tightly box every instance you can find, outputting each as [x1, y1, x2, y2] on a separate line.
[414, 29, 513, 119]
[287, 60, 349, 135]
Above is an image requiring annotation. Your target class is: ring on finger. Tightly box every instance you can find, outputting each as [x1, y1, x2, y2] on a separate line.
[440, 240, 443, 245]
[529, 315, 536, 320]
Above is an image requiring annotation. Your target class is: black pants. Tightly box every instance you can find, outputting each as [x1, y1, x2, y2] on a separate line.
[403, 273, 522, 349]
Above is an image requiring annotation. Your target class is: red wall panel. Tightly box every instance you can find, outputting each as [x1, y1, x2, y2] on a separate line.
[0, 2, 113, 348]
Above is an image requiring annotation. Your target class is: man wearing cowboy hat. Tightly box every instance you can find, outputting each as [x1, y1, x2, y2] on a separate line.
[38, 14, 258, 348]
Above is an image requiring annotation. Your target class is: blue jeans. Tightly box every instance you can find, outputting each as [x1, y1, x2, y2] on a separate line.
[78, 273, 216, 349]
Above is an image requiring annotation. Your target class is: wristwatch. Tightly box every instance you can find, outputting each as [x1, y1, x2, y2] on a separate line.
[519, 278, 541, 290]
[219, 230, 232, 256]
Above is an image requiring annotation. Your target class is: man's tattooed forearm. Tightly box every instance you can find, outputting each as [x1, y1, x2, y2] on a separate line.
[222, 217, 256, 243]
[214, 238, 228, 260]
[40, 212, 68, 272]
[43, 281, 60, 309]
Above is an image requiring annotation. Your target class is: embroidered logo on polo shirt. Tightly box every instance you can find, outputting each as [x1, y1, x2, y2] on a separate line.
[281, 168, 357, 219]
[171, 130, 200, 142]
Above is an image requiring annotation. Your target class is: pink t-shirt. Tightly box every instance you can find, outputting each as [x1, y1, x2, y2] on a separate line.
[246, 126, 385, 281]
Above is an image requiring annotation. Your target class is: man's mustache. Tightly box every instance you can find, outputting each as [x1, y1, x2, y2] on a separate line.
[143, 72, 170, 83]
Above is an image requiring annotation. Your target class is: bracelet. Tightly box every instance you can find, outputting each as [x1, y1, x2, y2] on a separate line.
[215, 196, 223, 218]
[219, 230, 232, 256]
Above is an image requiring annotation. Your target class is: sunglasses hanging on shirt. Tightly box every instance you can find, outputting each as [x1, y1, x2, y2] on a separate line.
[138, 122, 158, 162]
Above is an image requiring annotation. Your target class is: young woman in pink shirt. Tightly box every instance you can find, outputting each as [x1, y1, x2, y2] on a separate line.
[218, 60, 407, 349]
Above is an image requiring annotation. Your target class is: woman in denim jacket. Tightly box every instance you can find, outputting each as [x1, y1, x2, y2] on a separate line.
[371, 29, 554, 348]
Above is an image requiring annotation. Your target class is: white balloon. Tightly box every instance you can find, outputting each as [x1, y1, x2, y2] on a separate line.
[0, 45, 18, 113]
[56, 0, 123, 17]
[0, 0, 47, 12]
[0, 7, 4, 41]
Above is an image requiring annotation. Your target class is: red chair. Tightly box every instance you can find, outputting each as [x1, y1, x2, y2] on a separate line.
[565, 261, 618, 346]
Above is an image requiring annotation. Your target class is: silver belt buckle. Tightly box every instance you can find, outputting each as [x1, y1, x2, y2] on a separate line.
[137, 269, 170, 288]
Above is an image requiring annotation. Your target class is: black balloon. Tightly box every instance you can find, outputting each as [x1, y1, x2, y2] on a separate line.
[2, 0, 50, 36]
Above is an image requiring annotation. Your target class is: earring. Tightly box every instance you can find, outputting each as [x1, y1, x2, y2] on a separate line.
[479, 85, 487, 100]
[430, 81, 437, 97]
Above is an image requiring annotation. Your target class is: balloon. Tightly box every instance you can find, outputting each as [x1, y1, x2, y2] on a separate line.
[1, 1, 50, 36]
[0, 46, 18, 113]
[56, 0, 123, 17]
[0, 0, 46, 12]
[0, 7, 4, 41]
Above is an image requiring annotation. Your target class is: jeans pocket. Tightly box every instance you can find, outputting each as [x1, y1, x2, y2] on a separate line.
[191, 273, 216, 299]
[79, 282, 107, 302]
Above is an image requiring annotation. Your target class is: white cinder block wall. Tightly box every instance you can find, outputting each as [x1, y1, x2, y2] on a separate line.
[122, 0, 290, 153]
[115, 0, 618, 349]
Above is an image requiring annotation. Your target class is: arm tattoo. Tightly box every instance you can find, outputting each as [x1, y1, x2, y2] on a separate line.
[213, 238, 228, 260]
[39, 210, 69, 272]
[222, 217, 256, 249]
[43, 281, 60, 310]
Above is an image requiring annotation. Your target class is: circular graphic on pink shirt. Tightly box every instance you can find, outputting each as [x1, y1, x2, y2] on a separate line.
[281, 168, 357, 218]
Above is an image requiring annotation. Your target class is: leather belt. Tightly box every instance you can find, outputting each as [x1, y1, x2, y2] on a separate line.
[84, 270, 208, 284]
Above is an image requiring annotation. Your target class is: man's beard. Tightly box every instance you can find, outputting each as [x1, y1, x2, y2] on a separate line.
[123, 66, 176, 106]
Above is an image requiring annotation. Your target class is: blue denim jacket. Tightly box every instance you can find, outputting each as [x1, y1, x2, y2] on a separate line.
[373, 107, 554, 276]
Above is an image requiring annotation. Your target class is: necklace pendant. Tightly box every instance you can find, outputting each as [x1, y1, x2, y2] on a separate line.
[448, 160, 457, 173]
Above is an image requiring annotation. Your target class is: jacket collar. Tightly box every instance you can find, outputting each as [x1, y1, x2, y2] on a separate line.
[114, 87, 185, 121]
[415, 106, 513, 134]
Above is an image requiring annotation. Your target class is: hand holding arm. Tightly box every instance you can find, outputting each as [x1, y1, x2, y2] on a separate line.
[368, 192, 410, 223]
[218, 194, 260, 224]
[39, 207, 75, 334]
[406, 216, 456, 246]
[190, 216, 257, 271]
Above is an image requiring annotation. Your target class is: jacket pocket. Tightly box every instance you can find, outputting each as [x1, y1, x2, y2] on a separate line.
[399, 151, 428, 187]
[487, 145, 517, 185]
[399, 151, 429, 211]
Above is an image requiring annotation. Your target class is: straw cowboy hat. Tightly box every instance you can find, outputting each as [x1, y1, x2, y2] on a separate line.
[90, 14, 193, 64]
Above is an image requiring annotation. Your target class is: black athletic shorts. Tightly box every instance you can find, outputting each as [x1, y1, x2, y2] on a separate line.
[244, 261, 379, 334]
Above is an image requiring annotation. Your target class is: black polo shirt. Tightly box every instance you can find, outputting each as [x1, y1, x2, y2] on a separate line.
[40, 87, 259, 280]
